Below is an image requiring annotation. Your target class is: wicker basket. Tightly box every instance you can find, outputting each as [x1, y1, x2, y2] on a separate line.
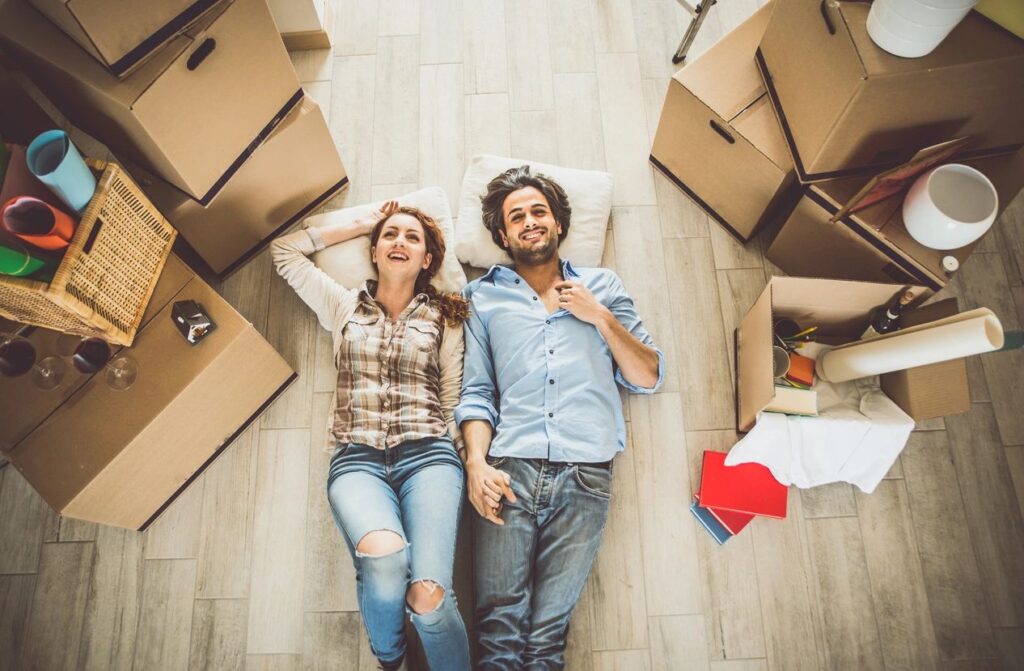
[0, 159, 176, 345]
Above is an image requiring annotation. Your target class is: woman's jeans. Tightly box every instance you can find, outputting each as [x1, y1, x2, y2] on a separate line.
[327, 436, 470, 670]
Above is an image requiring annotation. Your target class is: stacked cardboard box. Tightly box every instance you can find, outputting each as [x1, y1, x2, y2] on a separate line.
[0, 0, 348, 277]
[651, 0, 1024, 288]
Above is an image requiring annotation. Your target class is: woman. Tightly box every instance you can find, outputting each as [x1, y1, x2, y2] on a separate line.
[271, 200, 471, 671]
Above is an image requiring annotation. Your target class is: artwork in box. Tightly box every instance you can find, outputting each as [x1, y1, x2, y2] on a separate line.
[172, 300, 217, 345]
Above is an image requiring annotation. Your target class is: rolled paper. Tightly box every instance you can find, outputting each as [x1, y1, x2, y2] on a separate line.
[2, 196, 76, 250]
[26, 130, 96, 213]
[0, 239, 58, 280]
[816, 308, 1004, 383]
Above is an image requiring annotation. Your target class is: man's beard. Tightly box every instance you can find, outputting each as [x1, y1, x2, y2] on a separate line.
[509, 233, 558, 266]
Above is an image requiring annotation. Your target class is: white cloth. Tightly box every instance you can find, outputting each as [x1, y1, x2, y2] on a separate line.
[724, 363, 914, 494]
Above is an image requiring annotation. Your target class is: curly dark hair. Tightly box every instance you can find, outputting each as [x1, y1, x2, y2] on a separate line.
[480, 165, 572, 251]
[369, 206, 470, 326]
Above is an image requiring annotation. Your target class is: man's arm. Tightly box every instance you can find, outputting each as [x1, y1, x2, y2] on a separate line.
[594, 310, 661, 389]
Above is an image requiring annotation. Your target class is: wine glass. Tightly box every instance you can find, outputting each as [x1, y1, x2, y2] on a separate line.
[0, 330, 66, 390]
[71, 336, 138, 391]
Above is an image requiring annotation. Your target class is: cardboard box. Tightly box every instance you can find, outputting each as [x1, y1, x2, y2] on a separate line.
[0, 54, 58, 144]
[126, 97, 348, 277]
[5, 263, 295, 529]
[0, 254, 195, 454]
[651, 3, 799, 241]
[28, 0, 229, 77]
[0, 0, 302, 203]
[757, 0, 1024, 182]
[764, 150, 1024, 291]
[736, 276, 969, 432]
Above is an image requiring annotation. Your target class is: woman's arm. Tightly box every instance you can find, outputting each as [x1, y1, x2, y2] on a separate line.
[319, 199, 397, 246]
[438, 321, 466, 455]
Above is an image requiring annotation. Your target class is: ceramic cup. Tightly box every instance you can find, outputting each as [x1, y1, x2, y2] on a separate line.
[903, 164, 998, 251]
[867, 0, 978, 57]
[772, 346, 791, 379]
[26, 130, 96, 213]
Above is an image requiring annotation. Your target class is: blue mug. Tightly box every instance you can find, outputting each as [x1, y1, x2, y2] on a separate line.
[26, 130, 96, 213]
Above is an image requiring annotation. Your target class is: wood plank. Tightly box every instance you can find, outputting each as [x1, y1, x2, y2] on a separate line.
[58, 515, 99, 542]
[511, 110, 560, 165]
[685, 430, 767, 661]
[630, 0, 688, 79]
[641, 78, 668, 145]
[196, 424, 260, 599]
[709, 223, 765, 271]
[855, 479, 940, 671]
[369, 183, 419, 202]
[553, 73, 607, 171]
[995, 179, 1024, 287]
[649, 614, 711, 671]
[901, 431, 996, 660]
[995, 627, 1024, 670]
[505, 0, 555, 111]
[709, 661, 769, 671]
[595, 53, 658, 206]
[132, 559, 198, 671]
[463, 0, 508, 94]
[593, 649, 652, 671]
[19, 542, 94, 670]
[419, 63, 466, 208]
[420, 0, 463, 64]
[565, 581, 596, 671]
[465, 93, 512, 159]
[304, 393, 357, 613]
[748, 491, 822, 671]
[589, 438, 649, 650]
[0, 574, 35, 667]
[78, 525, 144, 671]
[289, 49, 334, 83]
[0, 467, 53, 573]
[329, 55, 377, 205]
[143, 476, 205, 559]
[652, 170, 711, 239]
[591, 0, 638, 53]
[246, 654, 303, 671]
[916, 416, 947, 431]
[313, 323, 338, 394]
[262, 268, 319, 429]
[303, 82, 333, 124]
[332, 0, 378, 56]
[1007, 445, 1024, 522]
[247, 429, 310, 654]
[715, 268, 766, 382]
[303, 611, 362, 671]
[664, 238, 735, 430]
[799, 483, 858, 519]
[219, 247, 274, 336]
[371, 36, 420, 185]
[377, 0, 419, 36]
[629, 395, 701, 615]
[189, 598, 248, 671]
[548, 0, 596, 73]
[944, 404, 1024, 626]
[612, 206, 680, 394]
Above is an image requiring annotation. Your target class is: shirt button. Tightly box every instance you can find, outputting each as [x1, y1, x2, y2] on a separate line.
[515, 279, 520, 284]
[549, 349, 554, 354]
[548, 412, 554, 418]
[533, 296, 538, 301]
[549, 379, 554, 385]
[545, 319, 550, 325]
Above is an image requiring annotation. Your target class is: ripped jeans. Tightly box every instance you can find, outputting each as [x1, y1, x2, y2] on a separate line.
[327, 437, 470, 670]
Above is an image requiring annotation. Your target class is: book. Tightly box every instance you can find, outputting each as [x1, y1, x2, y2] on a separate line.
[690, 495, 732, 545]
[698, 450, 788, 519]
[706, 501, 755, 536]
[763, 385, 817, 417]
[786, 351, 815, 387]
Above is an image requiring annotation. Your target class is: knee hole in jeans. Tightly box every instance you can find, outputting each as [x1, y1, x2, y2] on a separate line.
[406, 579, 445, 614]
[355, 529, 406, 557]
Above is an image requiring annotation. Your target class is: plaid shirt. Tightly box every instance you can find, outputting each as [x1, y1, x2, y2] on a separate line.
[333, 283, 448, 449]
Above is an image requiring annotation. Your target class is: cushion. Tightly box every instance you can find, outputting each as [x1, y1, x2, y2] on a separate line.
[304, 187, 468, 294]
[454, 154, 614, 269]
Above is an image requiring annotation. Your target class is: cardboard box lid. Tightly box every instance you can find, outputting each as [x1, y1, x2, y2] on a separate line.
[732, 95, 791, 171]
[675, 2, 772, 122]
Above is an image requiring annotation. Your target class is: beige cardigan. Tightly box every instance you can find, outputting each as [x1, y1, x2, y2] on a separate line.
[270, 227, 465, 452]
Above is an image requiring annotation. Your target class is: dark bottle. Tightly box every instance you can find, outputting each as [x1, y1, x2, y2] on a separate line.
[861, 289, 915, 340]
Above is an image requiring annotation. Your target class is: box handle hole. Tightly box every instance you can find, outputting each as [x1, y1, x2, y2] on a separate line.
[82, 218, 102, 255]
[820, 0, 836, 35]
[709, 120, 735, 144]
[187, 38, 217, 71]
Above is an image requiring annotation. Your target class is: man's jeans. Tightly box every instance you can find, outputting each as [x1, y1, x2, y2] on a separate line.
[327, 437, 471, 671]
[473, 456, 613, 670]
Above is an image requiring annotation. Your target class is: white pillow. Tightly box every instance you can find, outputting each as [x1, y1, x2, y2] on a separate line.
[305, 187, 468, 294]
[455, 154, 614, 269]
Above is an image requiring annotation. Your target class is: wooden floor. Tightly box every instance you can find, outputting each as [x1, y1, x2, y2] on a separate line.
[3, 0, 1024, 669]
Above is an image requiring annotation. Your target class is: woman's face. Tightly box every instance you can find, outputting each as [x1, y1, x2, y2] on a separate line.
[372, 213, 433, 283]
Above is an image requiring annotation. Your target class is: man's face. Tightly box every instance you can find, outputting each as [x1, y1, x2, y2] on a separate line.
[499, 186, 561, 266]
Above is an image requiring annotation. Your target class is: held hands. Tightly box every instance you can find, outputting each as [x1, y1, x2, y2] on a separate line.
[466, 460, 517, 525]
[356, 199, 400, 235]
[555, 280, 610, 326]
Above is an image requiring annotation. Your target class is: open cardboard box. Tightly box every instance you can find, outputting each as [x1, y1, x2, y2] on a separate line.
[736, 276, 969, 432]
[651, 1, 799, 242]
[28, 0, 230, 78]
[0, 0, 301, 203]
[757, 0, 1024, 182]
[763, 149, 1024, 291]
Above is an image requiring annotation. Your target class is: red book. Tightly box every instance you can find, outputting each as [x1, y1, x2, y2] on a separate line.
[698, 451, 788, 519]
[699, 495, 755, 535]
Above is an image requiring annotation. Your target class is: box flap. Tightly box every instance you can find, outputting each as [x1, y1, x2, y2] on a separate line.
[732, 95, 791, 170]
[770, 275, 924, 337]
[737, 281, 775, 431]
[64, 0, 211, 65]
[676, 2, 771, 121]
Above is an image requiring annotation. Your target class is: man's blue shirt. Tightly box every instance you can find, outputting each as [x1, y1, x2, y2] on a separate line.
[454, 260, 666, 463]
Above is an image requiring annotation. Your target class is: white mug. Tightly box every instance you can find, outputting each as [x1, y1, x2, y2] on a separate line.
[903, 164, 998, 251]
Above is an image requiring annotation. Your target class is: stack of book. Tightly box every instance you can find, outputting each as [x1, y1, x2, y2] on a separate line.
[690, 451, 788, 545]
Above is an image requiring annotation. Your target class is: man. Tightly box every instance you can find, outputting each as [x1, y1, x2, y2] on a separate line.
[455, 165, 665, 669]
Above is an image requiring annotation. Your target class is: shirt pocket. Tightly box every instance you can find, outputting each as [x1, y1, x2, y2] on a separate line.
[343, 312, 379, 342]
[406, 319, 440, 353]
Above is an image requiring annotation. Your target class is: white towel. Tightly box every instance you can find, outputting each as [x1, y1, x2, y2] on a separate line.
[724, 375, 914, 494]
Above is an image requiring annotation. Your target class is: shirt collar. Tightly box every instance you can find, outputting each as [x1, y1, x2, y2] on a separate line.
[482, 259, 578, 283]
[358, 279, 430, 312]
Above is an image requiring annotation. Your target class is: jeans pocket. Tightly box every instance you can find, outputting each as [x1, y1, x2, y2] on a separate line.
[485, 454, 508, 469]
[573, 464, 612, 500]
